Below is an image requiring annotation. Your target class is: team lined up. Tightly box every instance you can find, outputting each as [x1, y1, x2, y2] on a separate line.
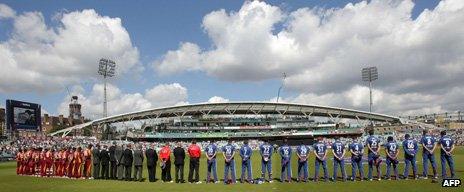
[15, 130, 456, 183]
[15, 146, 92, 178]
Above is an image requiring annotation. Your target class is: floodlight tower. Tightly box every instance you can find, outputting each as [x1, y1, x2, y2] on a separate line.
[362, 67, 378, 114]
[98, 58, 116, 118]
[276, 72, 287, 103]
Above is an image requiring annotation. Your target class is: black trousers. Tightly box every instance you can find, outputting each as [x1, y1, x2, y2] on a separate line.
[175, 164, 184, 183]
[110, 161, 117, 179]
[147, 165, 156, 182]
[188, 158, 200, 182]
[101, 163, 109, 179]
[125, 165, 132, 180]
[161, 160, 172, 182]
[92, 163, 100, 179]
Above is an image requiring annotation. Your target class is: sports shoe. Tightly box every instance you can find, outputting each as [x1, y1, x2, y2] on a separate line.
[196, 181, 202, 184]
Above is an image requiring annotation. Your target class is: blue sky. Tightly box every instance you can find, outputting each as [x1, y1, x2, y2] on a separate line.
[2, 0, 459, 118]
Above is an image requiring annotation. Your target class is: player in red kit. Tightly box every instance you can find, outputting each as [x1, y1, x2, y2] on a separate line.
[83, 145, 92, 179]
[26, 148, 34, 175]
[53, 148, 60, 177]
[33, 148, 41, 176]
[16, 149, 23, 175]
[45, 148, 53, 177]
[60, 148, 67, 177]
[67, 148, 75, 178]
[73, 147, 83, 178]
[187, 140, 201, 183]
[159, 143, 173, 182]
[40, 148, 46, 177]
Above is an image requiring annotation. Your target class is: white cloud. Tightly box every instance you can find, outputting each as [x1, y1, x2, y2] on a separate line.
[207, 96, 229, 103]
[0, 4, 15, 19]
[287, 85, 464, 116]
[154, 0, 464, 114]
[57, 83, 188, 119]
[145, 83, 188, 107]
[0, 4, 139, 93]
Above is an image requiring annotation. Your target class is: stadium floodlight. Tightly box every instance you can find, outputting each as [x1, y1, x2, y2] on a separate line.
[276, 72, 287, 103]
[362, 66, 378, 115]
[98, 58, 116, 118]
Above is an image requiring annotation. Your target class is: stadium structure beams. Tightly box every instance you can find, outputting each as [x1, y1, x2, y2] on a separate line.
[49, 102, 402, 137]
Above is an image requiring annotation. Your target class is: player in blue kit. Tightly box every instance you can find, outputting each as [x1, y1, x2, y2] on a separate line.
[332, 137, 346, 182]
[439, 131, 455, 178]
[239, 140, 253, 183]
[366, 130, 382, 181]
[222, 139, 236, 184]
[313, 137, 328, 182]
[384, 136, 399, 180]
[402, 134, 418, 180]
[279, 139, 292, 182]
[350, 138, 364, 181]
[296, 143, 309, 182]
[205, 141, 218, 183]
[420, 129, 437, 179]
[259, 140, 273, 183]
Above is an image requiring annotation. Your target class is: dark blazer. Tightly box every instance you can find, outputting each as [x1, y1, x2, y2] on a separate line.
[115, 146, 123, 165]
[109, 145, 116, 162]
[145, 148, 158, 167]
[92, 148, 101, 164]
[133, 149, 144, 166]
[173, 147, 185, 165]
[123, 149, 133, 166]
[100, 149, 110, 165]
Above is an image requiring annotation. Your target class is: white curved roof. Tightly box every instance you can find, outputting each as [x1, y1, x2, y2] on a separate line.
[94, 101, 401, 124]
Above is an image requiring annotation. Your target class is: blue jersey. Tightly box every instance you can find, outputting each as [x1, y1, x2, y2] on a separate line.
[279, 145, 292, 159]
[349, 143, 363, 157]
[439, 136, 454, 154]
[205, 144, 217, 158]
[402, 139, 418, 155]
[366, 136, 380, 154]
[222, 144, 235, 159]
[240, 145, 252, 160]
[260, 144, 273, 158]
[332, 141, 345, 157]
[313, 142, 327, 157]
[384, 141, 398, 156]
[421, 135, 436, 151]
[296, 145, 309, 158]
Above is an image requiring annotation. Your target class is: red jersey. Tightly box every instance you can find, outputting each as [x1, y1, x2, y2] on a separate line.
[45, 151, 53, 162]
[159, 146, 171, 160]
[83, 149, 91, 160]
[16, 152, 22, 161]
[188, 144, 201, 158]
[74, 151, 82, 164]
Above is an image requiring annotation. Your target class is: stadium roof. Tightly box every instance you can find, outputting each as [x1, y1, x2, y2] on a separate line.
[94, 102, 401, 124]
[50, 102, 402, 137]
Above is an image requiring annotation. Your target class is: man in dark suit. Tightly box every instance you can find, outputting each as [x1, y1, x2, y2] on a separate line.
[100, 145, 110, 179]
[115, 144, 124, 180]
[109, 142, 117, 179]
[92, 144, 101, 179]
[133, 144, 144, 182]
[145, 143, 158, 182]
[173, 142, 185, 183]
[123, 144, 134, 181]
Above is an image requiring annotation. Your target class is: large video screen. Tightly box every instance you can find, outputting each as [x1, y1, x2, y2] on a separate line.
[13, 107, 37, 125]
[6, 100, 42, 131]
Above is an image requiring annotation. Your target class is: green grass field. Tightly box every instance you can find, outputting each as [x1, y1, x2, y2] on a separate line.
[0, 147, 462, 192]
